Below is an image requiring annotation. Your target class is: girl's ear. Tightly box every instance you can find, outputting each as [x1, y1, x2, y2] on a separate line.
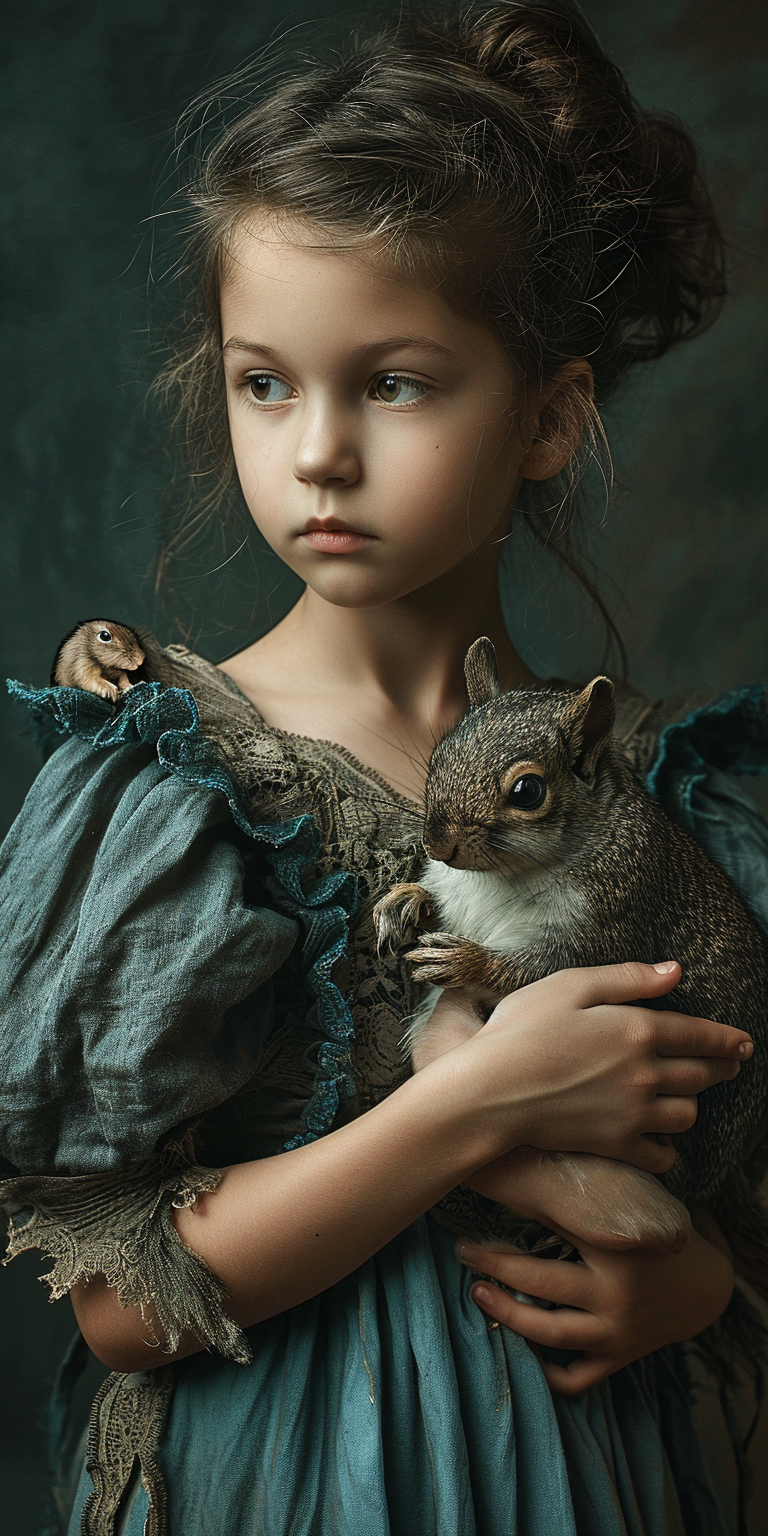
[565, 676, 615, 779]
[521, 360, 595, 482]
[465, 637, 501, 705]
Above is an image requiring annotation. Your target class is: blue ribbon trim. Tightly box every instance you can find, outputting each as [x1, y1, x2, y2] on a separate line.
[7, 678, 359, 1149]
[646, 682, 767, 831]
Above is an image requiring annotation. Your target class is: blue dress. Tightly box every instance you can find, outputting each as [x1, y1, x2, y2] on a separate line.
[1, 639, 767, 1536]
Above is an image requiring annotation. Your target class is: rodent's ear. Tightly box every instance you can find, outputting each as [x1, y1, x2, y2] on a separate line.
[464, 638, 500, 706]
[566, 676, 615, 780]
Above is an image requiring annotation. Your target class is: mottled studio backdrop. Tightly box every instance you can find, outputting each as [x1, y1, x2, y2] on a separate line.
[1, 0, 767, 1527]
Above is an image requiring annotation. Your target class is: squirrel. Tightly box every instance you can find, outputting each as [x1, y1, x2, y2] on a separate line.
[51, 619, 146, 702]
[374, 638, 768, 1282]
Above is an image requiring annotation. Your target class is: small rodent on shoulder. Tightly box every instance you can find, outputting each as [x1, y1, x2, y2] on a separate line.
[51, 618, 146, 703]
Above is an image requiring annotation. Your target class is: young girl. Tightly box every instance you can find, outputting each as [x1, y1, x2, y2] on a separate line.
[2, 3, 767, 1532]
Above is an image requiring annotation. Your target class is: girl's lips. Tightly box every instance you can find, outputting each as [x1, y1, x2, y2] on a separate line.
[301, 529, 375, 553]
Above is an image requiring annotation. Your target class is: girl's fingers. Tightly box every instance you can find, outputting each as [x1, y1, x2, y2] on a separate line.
[655, 1053, 743, 1088]
[470, 1283, 603, 1350]
[572, 960, 683, 1007]
[644, 1094, 698, 1135]
[623, 1137, 679, 1176]
[563, 959, 753, 1056]
[539, 1354, 621, 1397]
[460, 1245, 592, 1307]
[548, 964, 753, 1058]
[640, 1011, 753, 1061]
[654, 1055, 741, 1092]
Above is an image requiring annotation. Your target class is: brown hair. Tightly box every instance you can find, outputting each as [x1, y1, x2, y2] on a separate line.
[156, 0, 725, 660]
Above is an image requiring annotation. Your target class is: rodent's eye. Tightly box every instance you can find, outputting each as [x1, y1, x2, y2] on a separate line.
[96, 629, 113, 644]
[507, 773, 547, 811]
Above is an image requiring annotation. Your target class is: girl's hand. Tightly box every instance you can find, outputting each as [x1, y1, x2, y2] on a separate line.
[456, 1226, 734, 1395]
[423, 960, 753, 1176]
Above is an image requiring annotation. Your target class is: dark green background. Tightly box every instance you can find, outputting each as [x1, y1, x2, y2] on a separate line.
[1, 0, 767, 1527]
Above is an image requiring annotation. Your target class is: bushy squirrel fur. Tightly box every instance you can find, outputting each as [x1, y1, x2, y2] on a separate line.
[374, 639, 768, 1289]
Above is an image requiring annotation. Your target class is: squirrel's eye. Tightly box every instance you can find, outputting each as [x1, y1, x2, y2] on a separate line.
[508, 773, 547, 811]
[97, 630, 113, 644]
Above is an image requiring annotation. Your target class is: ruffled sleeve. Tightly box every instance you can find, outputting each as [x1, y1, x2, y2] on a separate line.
[0, 732, 298, 1173]
[0, 674, 356, 1361]
[646, 683, 768, 934]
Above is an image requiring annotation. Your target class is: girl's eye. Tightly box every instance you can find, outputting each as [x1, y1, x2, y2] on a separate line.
[507, 774, 547, 811]
[245, 373, 293, 405]
[370, 374, 428, 407]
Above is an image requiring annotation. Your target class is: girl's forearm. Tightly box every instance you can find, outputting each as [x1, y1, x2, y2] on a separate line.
[70, 964, 750, 1371]
[178, 1063, 494, 1312]
[70, 1045, 505, 1371]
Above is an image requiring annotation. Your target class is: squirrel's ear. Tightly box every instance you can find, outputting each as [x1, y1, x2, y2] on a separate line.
[566, 677, 615, 779]
[465, 638, 501, 706]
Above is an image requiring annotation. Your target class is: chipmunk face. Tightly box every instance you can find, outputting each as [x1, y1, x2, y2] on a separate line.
[51, 617, 147, 697]
[82, 621, 145, 676]
[423, 638, 616, 873]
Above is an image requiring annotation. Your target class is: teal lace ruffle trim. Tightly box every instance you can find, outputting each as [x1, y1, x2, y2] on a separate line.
[7, 678, 358, 1151]
[646, 683, 768, 826]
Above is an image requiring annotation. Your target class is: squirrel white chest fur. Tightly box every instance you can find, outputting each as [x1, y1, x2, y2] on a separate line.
[403, 861, 593, 1043]
[419, 859, 592, 953]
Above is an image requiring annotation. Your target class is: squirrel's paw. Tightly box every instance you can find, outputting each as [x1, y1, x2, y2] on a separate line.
[89, 676, 122, 703]
[373, 883, 432, 955]
[405, 931, 489, 988]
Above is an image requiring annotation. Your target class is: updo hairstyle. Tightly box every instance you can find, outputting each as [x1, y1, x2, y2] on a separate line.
[158, 0, 725, 643]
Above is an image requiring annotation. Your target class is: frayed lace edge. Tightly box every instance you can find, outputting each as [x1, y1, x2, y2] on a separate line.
[0, 1157, 252, 1365]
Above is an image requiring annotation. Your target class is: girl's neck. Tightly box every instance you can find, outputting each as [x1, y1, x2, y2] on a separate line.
[220, 553, 535, 805]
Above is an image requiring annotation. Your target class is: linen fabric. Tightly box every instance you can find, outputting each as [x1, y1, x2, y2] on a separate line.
[69, 1215, 745, 1536]
[0, 735, 298, 1174]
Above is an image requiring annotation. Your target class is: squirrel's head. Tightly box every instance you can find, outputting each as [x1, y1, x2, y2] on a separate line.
[423, 638, 616, 873]
[80, 620, 145, 676]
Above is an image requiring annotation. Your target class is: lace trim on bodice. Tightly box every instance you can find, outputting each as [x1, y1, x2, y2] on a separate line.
[152, 642, 429, 1123]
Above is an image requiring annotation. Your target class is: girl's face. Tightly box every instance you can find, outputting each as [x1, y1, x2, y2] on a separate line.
[221, 213, 536, 609]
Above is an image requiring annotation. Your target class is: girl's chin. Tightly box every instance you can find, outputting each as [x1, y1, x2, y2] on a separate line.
[272, 542, 471, 608]
[300, 571, 434, 610]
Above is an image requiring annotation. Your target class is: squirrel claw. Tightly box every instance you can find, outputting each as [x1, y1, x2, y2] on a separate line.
[406, 931, 495, 989]
[373, 883, 432, 954]
[404, 931, 468, 986]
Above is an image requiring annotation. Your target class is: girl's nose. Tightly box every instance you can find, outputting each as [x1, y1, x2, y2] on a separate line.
[293, 409, 361, 488]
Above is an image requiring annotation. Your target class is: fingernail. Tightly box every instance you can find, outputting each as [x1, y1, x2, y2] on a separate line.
[457, 1243, 474, 1260]
[739, 1040, 754, 1058]
[653, 961, 677, 974]
[472, 1284, 490, 1304]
